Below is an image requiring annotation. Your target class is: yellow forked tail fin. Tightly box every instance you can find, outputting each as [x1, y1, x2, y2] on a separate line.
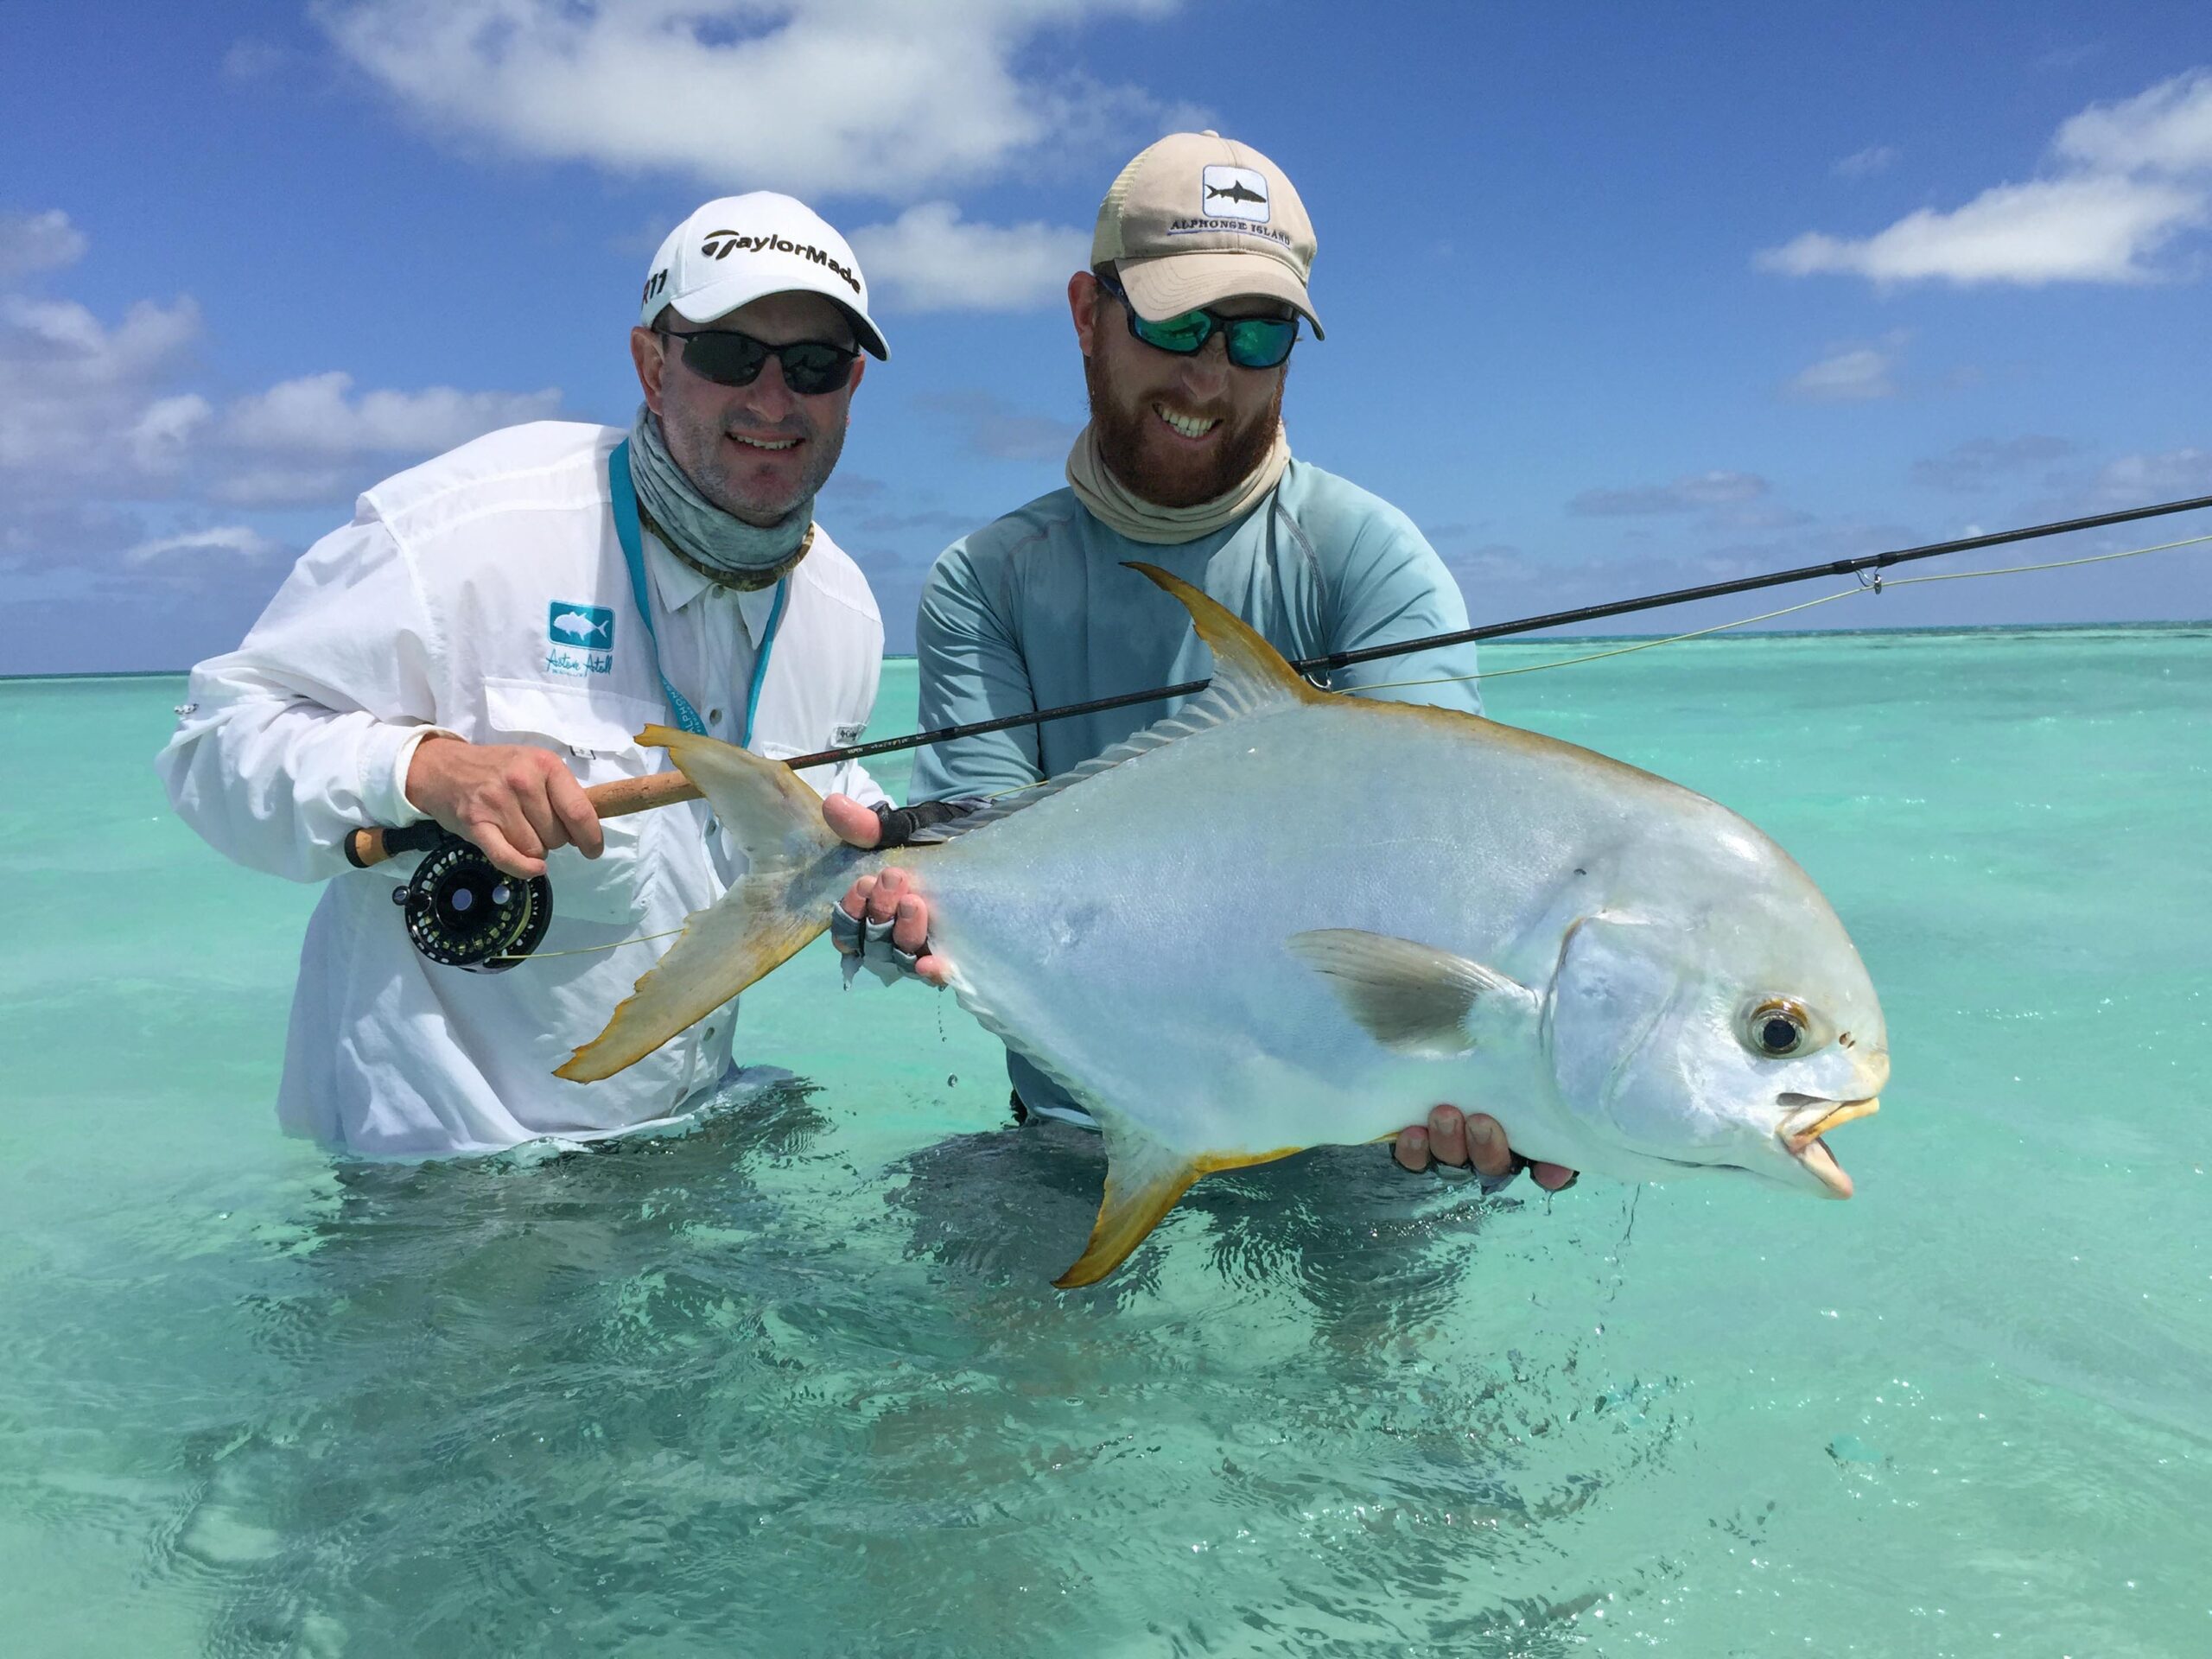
[558, 727, 857, 1083]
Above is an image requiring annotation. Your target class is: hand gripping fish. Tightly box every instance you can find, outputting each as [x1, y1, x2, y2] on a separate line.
[560, 566, 1888, 1287]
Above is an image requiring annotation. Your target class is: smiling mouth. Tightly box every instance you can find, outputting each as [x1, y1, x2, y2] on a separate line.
[1154, 404, 1219, 441]
[1778, 1096, 1880, 1198]
[729, 433, 800, 452]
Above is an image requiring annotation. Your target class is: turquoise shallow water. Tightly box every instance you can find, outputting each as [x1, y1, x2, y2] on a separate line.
[2, 628, 2208, 1656]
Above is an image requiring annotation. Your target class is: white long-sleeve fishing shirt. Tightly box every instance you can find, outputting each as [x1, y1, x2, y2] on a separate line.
[158, 421, 886, 1157]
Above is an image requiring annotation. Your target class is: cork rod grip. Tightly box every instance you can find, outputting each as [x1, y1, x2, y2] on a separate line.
[341, 771, 705, 870]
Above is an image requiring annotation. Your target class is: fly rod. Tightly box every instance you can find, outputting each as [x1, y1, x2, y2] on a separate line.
[767, 487, 2212, 772]
[348, 486, 2212, 880]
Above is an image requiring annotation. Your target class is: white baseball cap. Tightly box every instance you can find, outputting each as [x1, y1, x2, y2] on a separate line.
[639, 192, 889, 359]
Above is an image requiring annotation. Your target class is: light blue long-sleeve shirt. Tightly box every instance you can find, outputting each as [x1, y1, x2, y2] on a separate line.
[906, 457, 1484, 1120]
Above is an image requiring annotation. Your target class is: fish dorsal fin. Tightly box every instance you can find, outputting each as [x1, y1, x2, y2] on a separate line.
[1127, 561, 1323, 717]
[905, 562, 1323, 845]
[1287, 929, 1537, 1057]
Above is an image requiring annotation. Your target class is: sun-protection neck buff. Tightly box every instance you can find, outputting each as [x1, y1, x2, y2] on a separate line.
[626, 404, 814, 591]
[1064, 419, 1291, 545]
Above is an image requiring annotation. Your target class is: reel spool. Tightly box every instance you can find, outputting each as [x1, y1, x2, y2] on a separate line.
[391, 833, 554, 971]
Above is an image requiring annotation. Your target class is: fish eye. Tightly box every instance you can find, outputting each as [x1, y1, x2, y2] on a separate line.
[1742, 998, 1811, 1058]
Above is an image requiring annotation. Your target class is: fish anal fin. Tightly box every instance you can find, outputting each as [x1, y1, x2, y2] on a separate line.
[1056, 1155, 1200, 1289]
[1056, 1126, 1306, 1289]
[1126, 563, 1323, 715]
[1287, 928, 1535, 1057]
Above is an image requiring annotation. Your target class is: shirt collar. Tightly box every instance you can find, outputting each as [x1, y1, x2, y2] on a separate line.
[642, 528, 785, 645]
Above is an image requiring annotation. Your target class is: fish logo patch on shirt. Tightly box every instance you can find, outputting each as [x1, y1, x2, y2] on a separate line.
[546, 601, 615, 677]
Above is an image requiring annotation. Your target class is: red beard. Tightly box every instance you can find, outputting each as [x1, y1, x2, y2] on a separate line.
[1083, 352, 1287, 509]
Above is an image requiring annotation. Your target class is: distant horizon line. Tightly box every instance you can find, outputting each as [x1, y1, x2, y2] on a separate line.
[7, 616, 2206, 685]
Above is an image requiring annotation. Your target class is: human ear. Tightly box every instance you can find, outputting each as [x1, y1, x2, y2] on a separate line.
[630, 326, 666, 415]
[1068, 270, 1102, 357]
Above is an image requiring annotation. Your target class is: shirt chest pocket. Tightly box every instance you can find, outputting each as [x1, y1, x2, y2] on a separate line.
[480, 679, 670, 925]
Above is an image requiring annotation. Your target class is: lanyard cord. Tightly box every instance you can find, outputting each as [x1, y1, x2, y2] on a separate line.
[741, 579, 788, 750]
[609, 439, 787, 746]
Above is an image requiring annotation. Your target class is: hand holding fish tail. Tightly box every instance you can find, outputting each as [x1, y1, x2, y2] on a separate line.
[1395, 1104, 1580, 1193]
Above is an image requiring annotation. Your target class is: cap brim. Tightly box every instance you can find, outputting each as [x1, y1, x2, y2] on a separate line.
[1117, 253, 1323, 340]
[668, 274, 891, 359]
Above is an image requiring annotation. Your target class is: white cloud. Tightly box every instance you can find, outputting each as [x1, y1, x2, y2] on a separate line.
[220, 371, 563, 457]
[1912, 435, 2080, 492]
[124, 524, 284, 566]
[1569, 471, 1770, 516]
[0, 293, 205, 478]
[0, 209, 89, 276]
[849, 203, 1088, 312]
[221, 39, 295, 82]
[320, 0, 1184, 200]
[2094, 446, 2212, 501]
[1758, 175, 2204, 285]
[132, 393, 216, 471]
[1784, 339, 1902, 402]
[1833, 145, 1899, 179]
[1, 289, 558, 505]
[2055, 69, 2212, 175]
[1759, 67, 2212, 287]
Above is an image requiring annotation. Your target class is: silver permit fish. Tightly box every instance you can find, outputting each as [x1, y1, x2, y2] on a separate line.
[561, 566, 1888, 1287]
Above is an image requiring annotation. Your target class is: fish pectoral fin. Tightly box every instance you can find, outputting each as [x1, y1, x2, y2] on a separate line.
[1287, 928, 1536, 1057]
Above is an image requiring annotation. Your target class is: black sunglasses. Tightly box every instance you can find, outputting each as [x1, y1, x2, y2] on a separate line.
[657, 327, 857, 396]
[1095, 270, 1300, 370]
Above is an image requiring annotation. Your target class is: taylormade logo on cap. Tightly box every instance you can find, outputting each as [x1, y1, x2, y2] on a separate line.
[696, 226, 862, 296]
[1091, 132, 1324, 339]
[639, 192, 890, 359]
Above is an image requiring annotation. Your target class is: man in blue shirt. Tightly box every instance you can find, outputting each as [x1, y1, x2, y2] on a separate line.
[827, 131, 1573, 1192]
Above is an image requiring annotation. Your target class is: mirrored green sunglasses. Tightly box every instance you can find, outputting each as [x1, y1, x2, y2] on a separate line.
[1096, 271, 1300, 370]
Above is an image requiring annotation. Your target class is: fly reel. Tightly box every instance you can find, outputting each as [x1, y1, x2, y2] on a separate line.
[391, 832, 554, 971]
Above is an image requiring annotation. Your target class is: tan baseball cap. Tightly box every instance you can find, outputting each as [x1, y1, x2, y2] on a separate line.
[1091, 131, 1323, 339]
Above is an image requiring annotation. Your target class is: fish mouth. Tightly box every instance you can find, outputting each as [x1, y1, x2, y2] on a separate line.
[1777, 1095, 1880, 1198]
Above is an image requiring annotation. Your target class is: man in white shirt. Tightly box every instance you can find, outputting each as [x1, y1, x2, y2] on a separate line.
[160, 194, 893, 1159]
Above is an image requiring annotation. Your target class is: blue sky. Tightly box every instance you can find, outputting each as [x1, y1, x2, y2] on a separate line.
[3, 0, 2209, 673]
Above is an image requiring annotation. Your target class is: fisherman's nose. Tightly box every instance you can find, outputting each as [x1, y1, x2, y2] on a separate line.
[737, 359, 801, 422]
[1177, 334, 1231, 397]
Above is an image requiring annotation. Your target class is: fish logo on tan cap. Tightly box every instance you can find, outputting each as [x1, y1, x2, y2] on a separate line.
[1201, 166, 1270, 222]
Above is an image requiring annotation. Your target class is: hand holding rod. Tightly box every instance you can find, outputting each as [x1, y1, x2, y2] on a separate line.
[343, 771, 703, 870]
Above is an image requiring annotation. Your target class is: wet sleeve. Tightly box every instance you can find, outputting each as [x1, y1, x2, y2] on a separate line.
[1321, 506, 1485, 718]
[906, 543, 1047, 803]
[155, 514, 454, 884]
